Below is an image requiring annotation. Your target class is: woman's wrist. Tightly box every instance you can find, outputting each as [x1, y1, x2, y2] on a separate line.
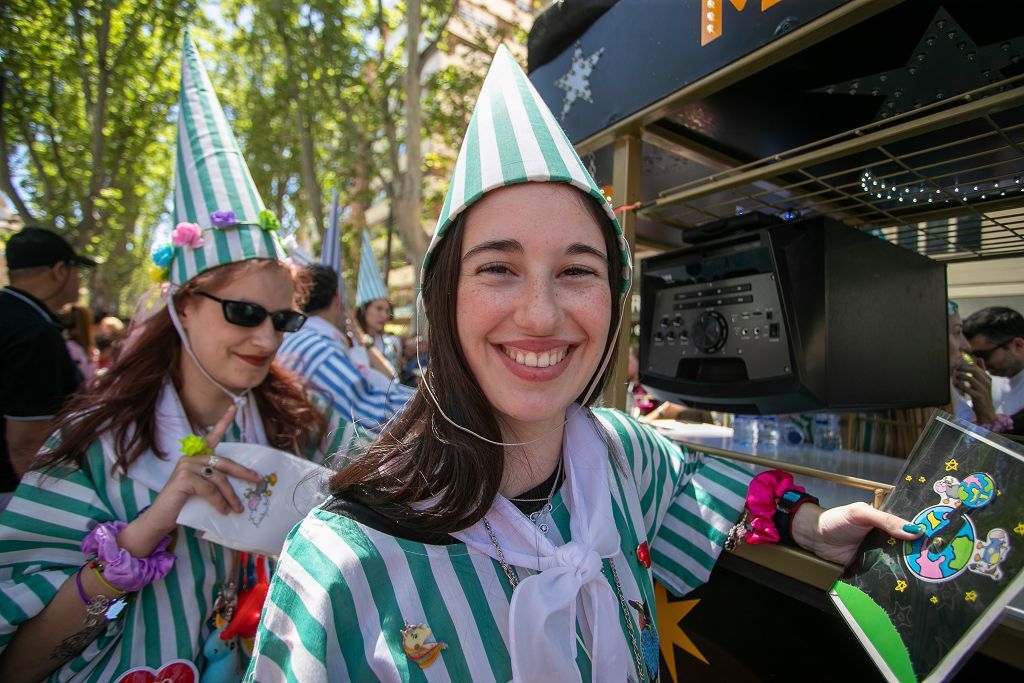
[109, 510, 173, 560]
[790, 502, 825, 553]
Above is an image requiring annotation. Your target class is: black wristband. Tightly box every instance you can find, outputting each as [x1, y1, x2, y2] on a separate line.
[772, 489, 819, 546]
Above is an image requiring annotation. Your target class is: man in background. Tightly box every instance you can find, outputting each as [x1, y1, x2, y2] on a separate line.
[277, 264, 413, 431]
[963, 305, 1024, 434]
[0, 227, 94, 507]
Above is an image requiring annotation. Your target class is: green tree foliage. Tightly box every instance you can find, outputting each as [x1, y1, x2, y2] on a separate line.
[1, 0, 202, 313]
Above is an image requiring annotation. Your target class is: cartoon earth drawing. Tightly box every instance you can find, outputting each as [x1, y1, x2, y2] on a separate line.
[903, 505, 976, 582]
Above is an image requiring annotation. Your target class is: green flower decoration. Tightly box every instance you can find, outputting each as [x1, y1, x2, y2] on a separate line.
[257, 209, 281, 231]
[179, 434, 213, 457]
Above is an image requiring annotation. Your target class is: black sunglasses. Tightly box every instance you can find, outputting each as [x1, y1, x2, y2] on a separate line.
[971, 339, 1011, 362]
[195, 292, 307, 332]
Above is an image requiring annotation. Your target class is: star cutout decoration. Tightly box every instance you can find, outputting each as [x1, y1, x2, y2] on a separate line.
[918, 476, 927, 483]
[812, 8, 1024, 121]
[965, 591, 977, 603]
[945, 459, 959, 472]
[554, 42, 604, 121]
[654, 581, 708, 682]
[891, 603, 913, 630]
[1014, 522, 1024, 536]
[905, 475, 913, 482]
[895, 579, 908, 593]
[930, 596, 939, 605]
[887, 537, 897, 547]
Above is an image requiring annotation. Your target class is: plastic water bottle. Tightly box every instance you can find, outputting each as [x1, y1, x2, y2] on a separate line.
[813, 413, 842, 450]
[779, 417, 808, 446]
[732, 414, 758, 445]
[758, 415, 780, 447]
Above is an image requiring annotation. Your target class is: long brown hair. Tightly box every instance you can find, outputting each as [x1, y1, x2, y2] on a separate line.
[329, 188, 624, 533]
[65, 304, 96, 353]
[37, 260, 325, 474]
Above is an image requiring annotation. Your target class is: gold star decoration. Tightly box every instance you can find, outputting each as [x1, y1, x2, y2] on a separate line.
[965, 591, 977, 603]
[1014, 523, 1024, 536]
[945, 459, 958, 472]
[655, 581, 708, 682]
[930, 596, 939, 604]
[905, 475, 912, 481]
[887, 537, 897, 546]
[895, 580, 908, 593]
[918, 476, 927, 483]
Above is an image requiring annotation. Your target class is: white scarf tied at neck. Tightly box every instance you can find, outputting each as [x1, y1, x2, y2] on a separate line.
[452, 405, 633, 683]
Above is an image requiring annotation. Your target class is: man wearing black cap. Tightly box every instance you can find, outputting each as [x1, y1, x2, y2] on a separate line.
[0, 227, 95, 506]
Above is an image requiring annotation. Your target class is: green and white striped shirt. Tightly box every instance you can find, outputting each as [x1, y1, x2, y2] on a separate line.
[247, 409, 752, 681]
[0, 411, 351, 682]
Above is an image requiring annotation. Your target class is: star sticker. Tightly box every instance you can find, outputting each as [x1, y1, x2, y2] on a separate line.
[887, 537, 897, 546]
[554, 42, 605, 120]
[918, 476, 927, 483]
[965, 591, 977, 603]
[945, 459, 958, 472]
[895, 580, 908, 592]
[905, 475, 913, 482]
[930, 596, 939, 604]
[655, 581, 708, 682]
[1014, 523, 1024, 536]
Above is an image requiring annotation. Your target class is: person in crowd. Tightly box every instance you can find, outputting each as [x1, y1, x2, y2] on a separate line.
[0, 227, 93, 509]
[0, 33, 353, 682]
[63, 304, 98, 381]
[247, 46, 922, 682]
[278, 264, 413, 430]
[948, 300, 1010, 431]
[355, 230, 402, 371]
[963, 305, 1024, 433]
[397, 334, 429, 387]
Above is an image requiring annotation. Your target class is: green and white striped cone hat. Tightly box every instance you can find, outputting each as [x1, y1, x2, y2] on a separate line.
[421, 44, 631, 297]
[356, 230, 389, 307]
[161, 30, 286, 287]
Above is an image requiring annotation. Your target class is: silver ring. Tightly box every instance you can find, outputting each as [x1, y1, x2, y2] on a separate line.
[201, 454, 218, 478]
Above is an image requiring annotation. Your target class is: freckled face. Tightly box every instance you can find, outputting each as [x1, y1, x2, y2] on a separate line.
[456, 183, 612, 428]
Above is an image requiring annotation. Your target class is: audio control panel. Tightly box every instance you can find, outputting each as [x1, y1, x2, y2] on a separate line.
[646, 272, 791, 381]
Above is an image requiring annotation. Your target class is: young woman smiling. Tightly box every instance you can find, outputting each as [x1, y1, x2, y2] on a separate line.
[247, 47, 922, 682]
[0, 35, 353, 682]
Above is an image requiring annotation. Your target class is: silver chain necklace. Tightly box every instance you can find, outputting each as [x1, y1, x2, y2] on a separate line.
[482, 517, 646, 682]
[509, 456, 564, 534]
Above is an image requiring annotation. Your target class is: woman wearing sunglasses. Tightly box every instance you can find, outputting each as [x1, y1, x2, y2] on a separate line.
[0, 35, 353, 682]
[247, 47, 923, 683]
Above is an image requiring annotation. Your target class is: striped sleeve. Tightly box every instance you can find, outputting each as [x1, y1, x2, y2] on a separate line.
[279, 331, 413, 432]
[594, 408, 753, 597]
[246, 512, 387, 682]
[0, 443, 113, 654]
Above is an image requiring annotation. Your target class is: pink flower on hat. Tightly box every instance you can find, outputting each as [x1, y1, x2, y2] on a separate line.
[172, 222, 204, 248]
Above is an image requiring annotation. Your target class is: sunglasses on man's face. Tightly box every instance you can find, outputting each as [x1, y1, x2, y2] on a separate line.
[195, 292, 307, 332]
[971, 339, 1011, 362]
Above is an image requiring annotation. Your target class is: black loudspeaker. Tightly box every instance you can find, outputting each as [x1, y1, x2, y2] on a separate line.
[639, 216, 949, 414]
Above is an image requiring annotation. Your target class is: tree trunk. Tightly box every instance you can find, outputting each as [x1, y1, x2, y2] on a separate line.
[394, 0, 429, 273]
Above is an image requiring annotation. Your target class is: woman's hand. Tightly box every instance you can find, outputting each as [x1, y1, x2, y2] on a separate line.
[791, 502, 923, 565]
[117, 404, 262, 557]
[954, 359, 997, 424]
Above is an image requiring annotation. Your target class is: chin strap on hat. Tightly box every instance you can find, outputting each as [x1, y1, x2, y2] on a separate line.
[166, 285, 254, 439]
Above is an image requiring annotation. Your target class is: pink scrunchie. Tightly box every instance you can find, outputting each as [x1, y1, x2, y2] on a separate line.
[974, 414, 1014, 433]
[81, 521, 176, 593]
[744, 470, 806, 545]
